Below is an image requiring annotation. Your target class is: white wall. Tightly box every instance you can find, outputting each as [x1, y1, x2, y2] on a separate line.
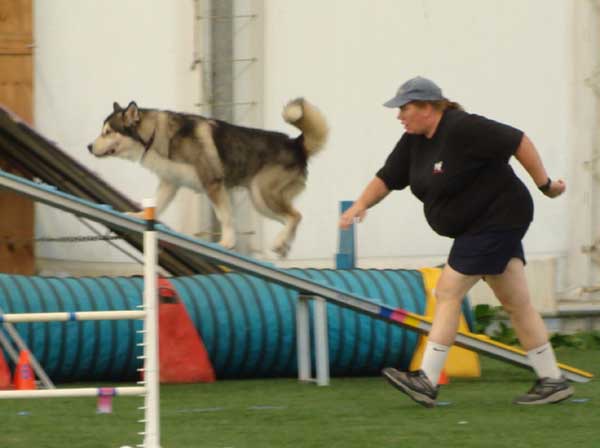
[34, 0, 200, 264]
[32, 0, 578, 277]
[261, 0, 571, 265]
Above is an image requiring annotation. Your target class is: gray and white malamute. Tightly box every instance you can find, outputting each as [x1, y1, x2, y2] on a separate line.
[87, 98, 328, 257]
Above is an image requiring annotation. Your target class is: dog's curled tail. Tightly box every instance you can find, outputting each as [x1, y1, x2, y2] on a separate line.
[282, 98, 329, 157]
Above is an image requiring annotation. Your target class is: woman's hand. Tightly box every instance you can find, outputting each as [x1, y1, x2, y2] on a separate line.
[339, 203, 367, 229]
[339, 177, 391, 229]
[543, 179, 566, 198]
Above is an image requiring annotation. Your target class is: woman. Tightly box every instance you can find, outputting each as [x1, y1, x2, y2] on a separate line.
[339, 76, 571, 408]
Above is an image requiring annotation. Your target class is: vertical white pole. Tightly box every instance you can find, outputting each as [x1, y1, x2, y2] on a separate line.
[296, 295, 311, 382]
[314, 297, 330, 386]
[142, 198, 160, 448]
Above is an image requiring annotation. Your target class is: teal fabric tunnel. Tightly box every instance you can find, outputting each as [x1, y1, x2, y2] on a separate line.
[0, 275, 144, 382]
[0, 270, 472, 382]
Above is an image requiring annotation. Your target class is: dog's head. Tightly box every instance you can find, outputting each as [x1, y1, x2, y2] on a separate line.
[87, 101, 148, 161]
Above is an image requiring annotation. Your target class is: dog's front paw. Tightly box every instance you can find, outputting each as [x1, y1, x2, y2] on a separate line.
[218, 236, 236, 250]
[125, 211, 145, 219]
[272, 241, 291, 258]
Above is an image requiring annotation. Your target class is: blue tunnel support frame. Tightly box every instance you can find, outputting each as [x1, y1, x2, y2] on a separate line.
[0, 169, 593, 383]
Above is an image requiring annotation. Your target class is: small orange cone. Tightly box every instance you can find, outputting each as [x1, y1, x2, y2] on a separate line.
[13, 350, 36, 390]
[438, 369, 450, 385]
[0, 350, 11, 389]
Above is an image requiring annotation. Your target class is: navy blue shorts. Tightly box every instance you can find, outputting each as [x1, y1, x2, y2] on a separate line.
[448, 226, 529, 276]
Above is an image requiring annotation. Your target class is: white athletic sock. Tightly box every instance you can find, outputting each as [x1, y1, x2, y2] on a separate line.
[527, 342, 562, 379]
[421, 341, 450, 387]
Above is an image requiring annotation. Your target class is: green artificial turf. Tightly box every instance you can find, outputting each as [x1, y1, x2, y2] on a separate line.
[0, 347, 597, 448]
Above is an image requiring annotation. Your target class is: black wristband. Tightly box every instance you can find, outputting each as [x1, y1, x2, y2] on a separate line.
[538, 177, 552, 192]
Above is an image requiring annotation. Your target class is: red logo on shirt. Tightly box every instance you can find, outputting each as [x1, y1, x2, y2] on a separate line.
[433, 161, 444, 174]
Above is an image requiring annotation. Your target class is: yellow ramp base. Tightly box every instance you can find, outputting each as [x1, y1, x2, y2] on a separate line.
[410, 267, 481, 378]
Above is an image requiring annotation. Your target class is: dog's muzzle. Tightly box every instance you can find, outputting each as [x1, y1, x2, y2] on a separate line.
[87, 144, 93, 153]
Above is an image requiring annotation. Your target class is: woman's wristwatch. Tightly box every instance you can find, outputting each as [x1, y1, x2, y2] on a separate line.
[538, 177, 552, 192]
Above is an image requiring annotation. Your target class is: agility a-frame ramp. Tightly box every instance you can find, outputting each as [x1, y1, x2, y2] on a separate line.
[0, 169, 592, 383]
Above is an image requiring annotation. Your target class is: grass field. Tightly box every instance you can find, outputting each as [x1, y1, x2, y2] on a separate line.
[0, 347, 598, 448]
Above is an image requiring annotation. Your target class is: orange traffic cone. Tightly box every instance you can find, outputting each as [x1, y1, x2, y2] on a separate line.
[13, 350, 36, 390]
[0, 350, 11, 389]
[438, 369, 450, 385]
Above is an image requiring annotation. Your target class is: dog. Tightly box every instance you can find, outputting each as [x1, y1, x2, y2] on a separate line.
[87, 98, 328, 257]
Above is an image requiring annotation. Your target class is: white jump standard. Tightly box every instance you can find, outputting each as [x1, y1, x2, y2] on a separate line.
[0, 198, 161, 448]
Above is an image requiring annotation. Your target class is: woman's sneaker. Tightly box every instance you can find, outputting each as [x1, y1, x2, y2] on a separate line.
[382, 368, 438, 408]
[513, 377, 574, 405]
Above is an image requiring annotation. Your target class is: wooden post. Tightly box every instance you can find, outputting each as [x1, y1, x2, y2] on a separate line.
[0, 0, 35, 274]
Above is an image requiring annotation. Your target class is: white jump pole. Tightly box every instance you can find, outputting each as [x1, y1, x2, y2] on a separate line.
[0, 386, 145, 399]
[0, 310, 146, 323]
[141, 198, 160, 448]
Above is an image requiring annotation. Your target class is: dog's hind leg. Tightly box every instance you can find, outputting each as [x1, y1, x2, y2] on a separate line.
[250, 167, 306, 257]
[206, 181, 236, 250]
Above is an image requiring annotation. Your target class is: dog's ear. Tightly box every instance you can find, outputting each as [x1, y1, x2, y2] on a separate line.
[113, 102, 122, 112]
[123, 101, 140, 126]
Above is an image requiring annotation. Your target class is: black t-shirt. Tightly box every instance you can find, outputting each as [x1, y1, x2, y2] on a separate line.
[376, 108, 534, 238]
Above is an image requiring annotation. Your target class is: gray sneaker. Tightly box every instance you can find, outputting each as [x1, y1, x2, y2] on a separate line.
[382, 368, 438, 408]
[513, 377, 574, 405]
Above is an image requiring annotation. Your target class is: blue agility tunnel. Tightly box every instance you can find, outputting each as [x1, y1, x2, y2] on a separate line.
[0, 269, 472, 382]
